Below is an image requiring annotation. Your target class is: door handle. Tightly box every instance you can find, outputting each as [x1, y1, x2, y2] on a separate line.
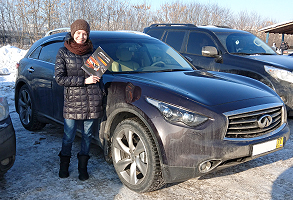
[28, 67, 34, 73]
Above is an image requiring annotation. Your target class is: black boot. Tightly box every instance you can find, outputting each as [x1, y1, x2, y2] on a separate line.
[58, 152, 71, 178]
[77, 153, 90, 181]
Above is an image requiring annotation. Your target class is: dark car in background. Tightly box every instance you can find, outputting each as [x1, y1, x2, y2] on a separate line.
[14, 30, 290, 192]
[0, 96, 16, 177]
[143, 24, 293, 116]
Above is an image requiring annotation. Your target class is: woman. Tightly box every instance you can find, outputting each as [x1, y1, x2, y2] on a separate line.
[55, 19, 104, 181]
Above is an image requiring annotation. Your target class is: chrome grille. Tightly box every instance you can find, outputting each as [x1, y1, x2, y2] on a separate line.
[225, 105, 284, 139]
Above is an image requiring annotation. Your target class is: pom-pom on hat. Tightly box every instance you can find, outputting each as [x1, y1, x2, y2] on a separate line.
[70, 19, 90, 37]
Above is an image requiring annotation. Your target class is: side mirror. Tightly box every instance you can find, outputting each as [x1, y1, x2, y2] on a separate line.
[202, 46, 223, 63]
[202, 46, 218, 57]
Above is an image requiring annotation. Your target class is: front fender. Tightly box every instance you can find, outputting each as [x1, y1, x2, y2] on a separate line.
[99, 82, 166, 166]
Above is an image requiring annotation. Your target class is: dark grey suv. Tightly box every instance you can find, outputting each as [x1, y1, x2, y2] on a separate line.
[143, 24, 293, 116]
[15, 30, 290, 192]
[0, 96, 16, 177]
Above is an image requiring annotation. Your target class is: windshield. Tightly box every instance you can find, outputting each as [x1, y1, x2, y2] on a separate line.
[215, 32, 276, 55]
[93, 39, 194, 73]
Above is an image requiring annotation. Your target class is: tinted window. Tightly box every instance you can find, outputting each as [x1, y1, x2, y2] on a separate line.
[187, 32, 216, 55]
[39, 42, 64, 64]
[146, 30, 165, 40]
[165, 31, 185, 51]
[29, 46, 42, 59]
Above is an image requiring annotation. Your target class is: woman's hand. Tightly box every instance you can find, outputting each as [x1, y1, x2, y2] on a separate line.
[85, 75, 100, 84]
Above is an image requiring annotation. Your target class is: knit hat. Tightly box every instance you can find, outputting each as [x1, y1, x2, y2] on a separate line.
[70, 19, 90, 37]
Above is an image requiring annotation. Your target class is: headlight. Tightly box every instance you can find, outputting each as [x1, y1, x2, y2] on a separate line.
[0, 97, 9, 121]
[146, 97, 209, 127]
[265, 65, 293, 83]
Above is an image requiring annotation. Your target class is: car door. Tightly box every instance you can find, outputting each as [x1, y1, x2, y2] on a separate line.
[31, 41, 64, 121]
[42, 42, 66, 122]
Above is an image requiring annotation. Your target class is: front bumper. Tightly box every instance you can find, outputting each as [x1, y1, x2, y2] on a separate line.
[0, 116, 16, 175]
[272, 79, 293, 116]
[161, 123, 290, 183]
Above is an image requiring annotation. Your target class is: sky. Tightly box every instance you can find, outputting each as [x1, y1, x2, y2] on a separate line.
[128, 0, 293, 24]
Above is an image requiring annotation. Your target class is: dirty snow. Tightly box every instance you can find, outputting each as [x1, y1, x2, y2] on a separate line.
[0, 45, 293, 199]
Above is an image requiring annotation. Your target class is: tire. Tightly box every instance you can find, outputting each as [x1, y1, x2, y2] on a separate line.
[0, 155, 15, 176]
[111, 118, 165, 192]
[18, 85, 46, 131]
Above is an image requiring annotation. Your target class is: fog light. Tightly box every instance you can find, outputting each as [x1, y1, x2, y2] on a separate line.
[199, 161, 212, 173]
[1, 158, 10, 166]
[199, 159, 222, 173]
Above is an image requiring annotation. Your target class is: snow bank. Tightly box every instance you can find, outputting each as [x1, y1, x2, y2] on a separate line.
[0, 45, 27, 76]
[0, 45, 27, 102]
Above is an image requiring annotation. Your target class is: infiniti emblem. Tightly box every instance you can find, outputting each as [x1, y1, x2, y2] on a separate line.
[257, 115, 273, 128]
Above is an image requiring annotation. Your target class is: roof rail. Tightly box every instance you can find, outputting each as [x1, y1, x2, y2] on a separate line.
[149, 23, 196, 27]
[201, 25, 231, 29]
[116, 30, 151, 36]
[45, 28, 71, 36]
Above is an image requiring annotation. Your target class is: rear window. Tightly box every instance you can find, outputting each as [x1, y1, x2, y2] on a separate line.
[38, 42, 64, 63]
[29, 46, 42, 59]
[146, 30, 165, 40]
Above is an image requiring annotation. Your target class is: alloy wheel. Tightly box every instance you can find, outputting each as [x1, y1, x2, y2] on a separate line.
[18, 88, 32, 125]
[112, 127, 148, 185]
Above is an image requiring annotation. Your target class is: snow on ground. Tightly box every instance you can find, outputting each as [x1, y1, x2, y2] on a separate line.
[0, 45, 27, 102]
[0, 45, 293, 199]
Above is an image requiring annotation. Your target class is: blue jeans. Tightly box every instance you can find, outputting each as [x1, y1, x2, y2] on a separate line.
[60, 118, 94, 156]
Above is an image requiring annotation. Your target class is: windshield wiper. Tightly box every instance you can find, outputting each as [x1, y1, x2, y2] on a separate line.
[252, 53, 275, 55]
[157, 68, 191, 72]
[231, 52, 275, 55]
[231, 52, 252, 55]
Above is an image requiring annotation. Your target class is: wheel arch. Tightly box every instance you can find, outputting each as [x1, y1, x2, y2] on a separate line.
[101, 104, 165, 166]
[15, 81, 46, 130]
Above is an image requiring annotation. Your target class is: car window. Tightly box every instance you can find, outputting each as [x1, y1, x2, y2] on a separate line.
[186, 32, 216, 55]
[38, 42, 64, 64]
[29, 46, 42, 59]
[165, 31, 185, 51]
[146, 30, 165, 40]
[93, 39, 194, 73]
[215, 32, 276, 55]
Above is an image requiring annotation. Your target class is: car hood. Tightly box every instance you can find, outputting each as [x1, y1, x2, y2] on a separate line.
[119, 70, 278, 106]
[245, 54, 293, 70]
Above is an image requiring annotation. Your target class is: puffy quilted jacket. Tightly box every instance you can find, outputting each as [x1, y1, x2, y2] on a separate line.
[55, 47, 104, 120]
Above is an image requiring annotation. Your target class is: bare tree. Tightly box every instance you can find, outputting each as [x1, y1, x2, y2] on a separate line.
[127, 3, 152, 31]
[1, 0, 291, 48]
